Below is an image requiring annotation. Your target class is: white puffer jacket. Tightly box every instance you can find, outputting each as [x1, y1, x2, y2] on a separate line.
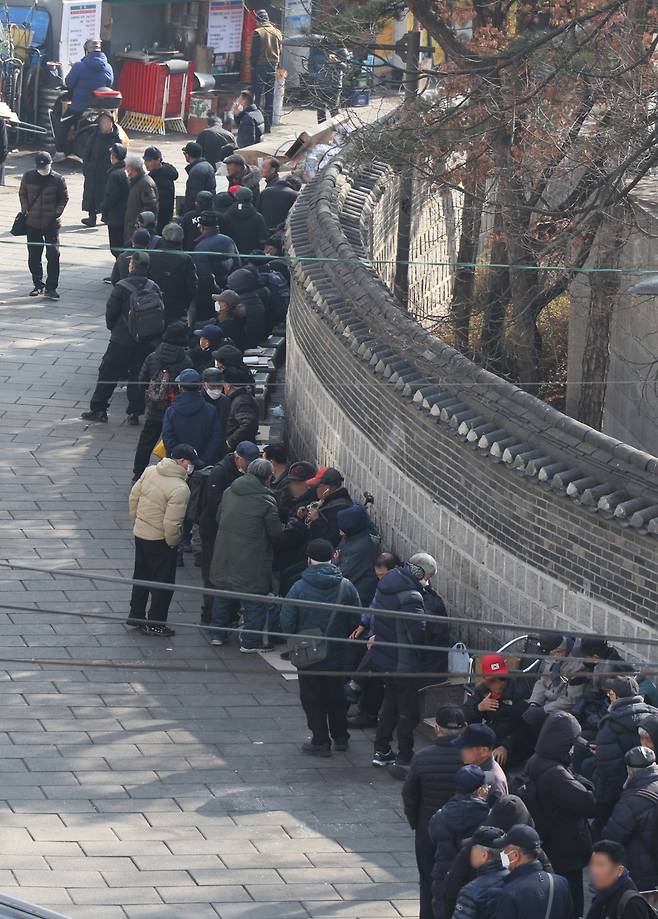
[129, 459, 190, 546]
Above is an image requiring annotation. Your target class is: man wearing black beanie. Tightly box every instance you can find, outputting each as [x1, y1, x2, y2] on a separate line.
[281, 538, 361, 757]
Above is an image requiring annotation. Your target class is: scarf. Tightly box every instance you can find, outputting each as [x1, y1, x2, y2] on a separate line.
[588, 870, 631, 919]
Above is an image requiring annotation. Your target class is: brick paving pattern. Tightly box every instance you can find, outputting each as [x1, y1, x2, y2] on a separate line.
[0, 135, 416, 919]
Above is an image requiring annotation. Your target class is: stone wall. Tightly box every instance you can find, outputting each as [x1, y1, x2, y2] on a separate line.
[286, 156, 658, 656]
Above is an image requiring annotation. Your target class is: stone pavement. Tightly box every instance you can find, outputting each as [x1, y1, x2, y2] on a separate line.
[0, 113, 418, 918]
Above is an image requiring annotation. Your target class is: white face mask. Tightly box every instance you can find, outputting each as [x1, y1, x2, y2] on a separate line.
[205, 387, 223, 400]
[499, 851, 510, 869]
[37, 167, 51, 176]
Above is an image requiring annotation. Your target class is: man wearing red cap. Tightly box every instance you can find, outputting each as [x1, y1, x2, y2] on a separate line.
[464, 654, 530, 768]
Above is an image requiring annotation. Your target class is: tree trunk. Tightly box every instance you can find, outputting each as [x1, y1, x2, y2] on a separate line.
[478, 196, 509, 372]
[450, 171, 484, 353]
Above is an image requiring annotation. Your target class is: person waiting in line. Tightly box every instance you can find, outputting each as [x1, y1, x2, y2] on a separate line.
[221, 187, 268, 257]
[225, 266, 272, 347]
[300, 468, 353, 548]
[222, 368, 259, 451]
[493, 826, 573, 919]
[452, 723, 509, 800]
[162, 369, 224, 469]
[195, 115, 235, 170]
[80, 111, 121, 228]
[100, 143, 129, 260]
[192, 212, 239, 324]
[148, 223, 198, 327]
[281, 538, 360, 757]
[234, 90, 265, 149]
[143, 146, 178, 232]
[123, 155, 158, 245]
[181, 141, 216, 215]
[450, 826, 510, 919]
[212, 291, 248, 353]
[180, 190, 216, 250]
[190, 324, 226, 375]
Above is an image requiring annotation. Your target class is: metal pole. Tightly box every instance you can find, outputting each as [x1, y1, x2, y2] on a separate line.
[393, 25, 421, 311]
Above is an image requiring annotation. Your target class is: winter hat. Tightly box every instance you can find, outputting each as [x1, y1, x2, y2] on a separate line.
[137, 210, 156, 228]
[452, 724, 497, 749]
[470, 826, 505, 849]
[131, 228, 151, 247]
[202, 367, 223, 385]
[199, 211, 219, 227]
[408, 552, 437, 579]
[35, 150, 52, 167]
[212, 343, 244, 367]
[215, 192, 235, 212]
[336, 505, 370, 536]
[537, 633, 566, 654]
[307, 539, 334, 563]
[162, 321, 189, 345]
[110, 142, 127, 161]
[288, 461, 316, 482]
[143, 145, 162, 160]
[194, 324, 225, 343]
[605, 675, 640, 698]
[235, 187, 253, 204]
[213, 290, 241, 309]
[454, 765, 486, 794]
[175, 369, 201, 385]
[195, 191, 215, 208]
[639, 714, 658, 749]
[182, 141, 202, 158]
[223, 367, 249, 385]
[625, 746, 656, 768]
[488, 795, 534, 832]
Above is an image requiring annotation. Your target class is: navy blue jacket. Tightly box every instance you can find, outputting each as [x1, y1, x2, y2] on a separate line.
[161, 391, 223, 467]
[65, 52, 113, 111]
[183, 158, 217, 214]
[429, 794, 490, 917]
[453, 858, 509, 919]
[281, 564, 360, 670]
[496, 862, 573, 919]
[368, 564, 427, 673]
[335, 528, 380, 607]
[593, 696, 658, 804]
[603, 767, 658, 891]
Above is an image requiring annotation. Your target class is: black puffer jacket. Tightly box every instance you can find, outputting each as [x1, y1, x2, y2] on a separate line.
[148, 240, 198, 323]
[259, 179, 299, 230]
[222, 202, 268, 256]
[402, 737, 463, 835]
[100, 162, 129, 228]
[225, 388, 259, 450]
[198, 453, 242, 542]
[183, 158, 216, 214]
[226, 267, 271, 347]
[603, 767, 658, 891]
[149, 162, 178, 231]
[594, 696, 658, 804]
[138, 337, 192, 419]
[105, 268, 163, 348]
[526, 711, 596, 873]
[82, 123, 121, 212]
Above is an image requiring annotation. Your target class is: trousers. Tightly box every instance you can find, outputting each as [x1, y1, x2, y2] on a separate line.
[107, 224, 124, 259]
[27, 225, 60, 291]
[90, 339, 151, 415]
[254, 66, 276, 130]
[210, 594, 268, 649]
[129, 537, 178, 623]
[298, 672, 348, 745]
[133, 412, 165, 478]
[562, 869, 584, 918]
[415, 830, 435, 919]
[374, 681, 420, 761]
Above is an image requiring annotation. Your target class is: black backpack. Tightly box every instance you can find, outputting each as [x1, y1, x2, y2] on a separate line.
[119, 278, 165, 342]
[615, 890, 658, 919]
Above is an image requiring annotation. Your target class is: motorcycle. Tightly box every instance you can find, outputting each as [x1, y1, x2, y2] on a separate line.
[49, 86, 128, 160]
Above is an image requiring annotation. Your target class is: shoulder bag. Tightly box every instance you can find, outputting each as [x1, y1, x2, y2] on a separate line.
[12, 181, 48, 236]
[288, 578, 346, 670]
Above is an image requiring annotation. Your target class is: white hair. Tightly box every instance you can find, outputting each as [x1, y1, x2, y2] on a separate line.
[248, 458, 273, 483]
[162, 223, 183, 242]
[125, 154, 145, 174]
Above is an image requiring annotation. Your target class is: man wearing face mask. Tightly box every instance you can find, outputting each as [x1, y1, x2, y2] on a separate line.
[127, 444, 199, 637]
[492, 825, 573, 919]
[19, 152, 69, 300]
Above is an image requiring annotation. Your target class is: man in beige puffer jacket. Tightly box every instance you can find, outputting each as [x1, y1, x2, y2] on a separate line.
[127, 445, 197, 636]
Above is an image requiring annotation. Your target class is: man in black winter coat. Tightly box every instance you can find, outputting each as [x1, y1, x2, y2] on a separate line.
[81, 112, 121, 227]
[195, 116, 235, 169]
[222, 187, 268, 256]
[144, 146, 178, 232]
[100, 143, 129, 257]
[180, 191, 216, 250]
[465, 654, 530, 767]
[604, 746, 658, 892]
[223, 368, 259, 450]
[402, 704, 465, 919]
[333, 505, 379, 606]
[235, 90, 265, 148]
[225, 266, 271, 347]
[132, 321, 192, 480]
[83, 252, 164, 424]
[193, 213, 239, 324]
[197, 440, 261, 624]
[302, 467, 353, 548]
[181, 142, 216, 215]
[587, 840, 656, 919]
[259, 176, 299, 230]
[148, 223, 197, 325]
[593, 676, 658, 827]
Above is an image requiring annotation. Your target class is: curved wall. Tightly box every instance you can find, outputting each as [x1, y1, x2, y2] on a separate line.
[285, 156, 658, 654]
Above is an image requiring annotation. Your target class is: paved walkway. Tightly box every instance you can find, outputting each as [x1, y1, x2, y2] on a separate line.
[0, 110, 417, 919]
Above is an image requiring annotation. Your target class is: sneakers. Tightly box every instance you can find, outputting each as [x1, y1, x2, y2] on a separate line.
[127, 414, 140, 426]
[29, 285, 44, 297]
[333, 737, 349, 752]
[210, 638, 225, 646]
[103, 277, 112, 284]
[81, 410, 108, 423]
[43, 289, 60, 300]
[81, 216, 97, 227]
[347, 712, 378, 729]
[148, 625, 175, 637]
[372, 749, 397, 767]
[301, 740, 332, 758]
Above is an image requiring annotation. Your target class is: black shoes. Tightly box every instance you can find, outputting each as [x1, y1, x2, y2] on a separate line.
[149, 625, 176, 637]
[347, 712, 378, 729]
[29, 285, 44, 297]
[333, 737, 349, 752]
[301, 740, 332, 758]
[81, 411, 108, 423]
[127, 414, 140, 426]
[43, 289, 60, 300]
[81, 216, 97, 227]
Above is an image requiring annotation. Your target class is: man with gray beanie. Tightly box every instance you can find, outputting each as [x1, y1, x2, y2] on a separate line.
[209, 458, 283, 651]
[281, 538, 360, 757]
[369, 552, 439, 769]
[149, 223, 198, 325]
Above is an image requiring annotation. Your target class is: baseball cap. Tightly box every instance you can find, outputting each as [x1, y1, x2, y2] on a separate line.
[307, 539, 334, 563]
[455, 765, 486, 794]
[625, 746, 656, 768]
[235, 442, 261, 461]
[212, 290, 241, 307]
[235, 187, 253, 203]
[436, 705, 466, 730]
[35, 151, 52, 166]
[452, 723, 497, 749]
[306, 467, 344, 487]
[470, 826, 505, 849]
[605, 675, 640, 698]
[175, 369, 201, 385]
[143, 146, 162, 160]
[481, 654, 509, 678]
[224, 153, 247, 167]
[537, 633, 565, 654]
[194, 324, 225, 342]
[171, 444, 201, 466]
[492, 825, 541, 854]
[199, 210, 219, 227]
[288, 461, 317, 482]
[182, 141, 202, 158]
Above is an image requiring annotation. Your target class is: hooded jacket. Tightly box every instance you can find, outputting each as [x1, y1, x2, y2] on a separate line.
[526, 711, 596, 873]
[452, 857, 509, 919]
[334, 506, 380, 606]
[281, 563, 360, 670]
[161, 391, 223, 467]
[210, 473, 283, 593]
[148, 240, 198, 323]
[124, 172, 158, 244]
[226, 267, 271, 347]
[225, 387, 259, 450]
[65, 51, 114, 111]
[138, 336, 192, 419]
[402, 737, 464, 836]
[227, 163, 262, 207]
[148, 162, 179, 231]
[193, 231, 239, 317]
[82, 122, 121, 212]
[129, 458, 190, 546]
[100, 162, 129, 228]
[593, 696, 658, 804]
[603, 766, 658, 891]
[236, 104, 265, 149]
[429, 793, 490, 914]
[496, 861, 573, 919]
[19, 169, 69, 231]
[183, 157, 216, 214]
[259, 179, 299, 230]
[222, 202, 268, 257]
[368, 565, 427, 674]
